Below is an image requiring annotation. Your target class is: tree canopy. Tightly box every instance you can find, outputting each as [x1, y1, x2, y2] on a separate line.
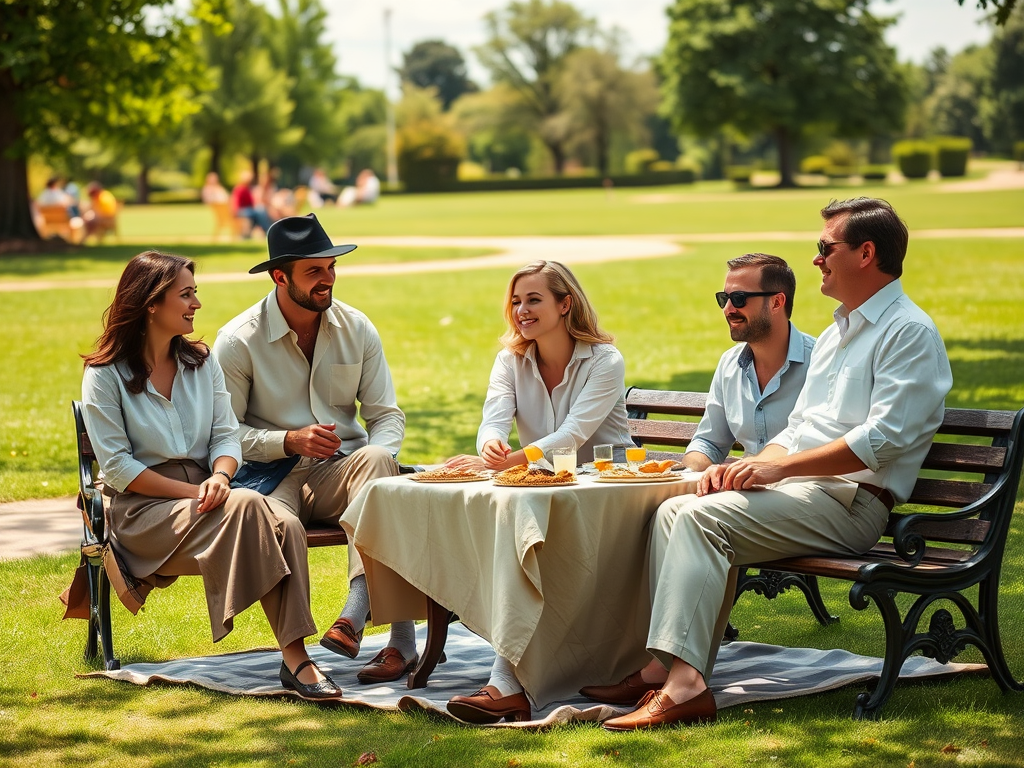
[659, 0, 908, 187]
[399, 40, 477, 111]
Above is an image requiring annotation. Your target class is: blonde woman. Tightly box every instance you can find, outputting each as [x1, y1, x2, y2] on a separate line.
[445, 260, 633, 722]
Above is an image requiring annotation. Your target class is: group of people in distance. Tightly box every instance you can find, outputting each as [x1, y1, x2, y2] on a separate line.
[33, 177, 118, 242]
[76, 196, 952, 730]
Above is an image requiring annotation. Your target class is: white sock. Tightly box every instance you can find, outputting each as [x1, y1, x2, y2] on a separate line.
[387, 620, 417, 660]
[339, 575, 370, 632]
[486, 655, 523, 697]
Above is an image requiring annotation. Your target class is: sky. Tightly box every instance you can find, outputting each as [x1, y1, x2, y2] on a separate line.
[321, 0, 996, 94]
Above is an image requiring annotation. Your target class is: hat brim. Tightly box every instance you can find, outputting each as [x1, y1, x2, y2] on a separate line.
[249, 243, 358, 274]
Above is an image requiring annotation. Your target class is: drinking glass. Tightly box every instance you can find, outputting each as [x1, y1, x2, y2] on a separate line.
[552, 447, 577, 479]
[593, 444, 614, 473]
[626, 445, 647, 471]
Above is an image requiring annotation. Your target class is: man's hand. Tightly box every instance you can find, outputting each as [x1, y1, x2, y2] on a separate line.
[197, 474, 231, 514]
[698, 456, 787, 495]
[445, 455, 486, 471]
[480, 439, 512, 468]
[285, 423, 342, 459]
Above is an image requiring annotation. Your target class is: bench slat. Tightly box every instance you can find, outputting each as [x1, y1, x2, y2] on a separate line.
[907, 477, 991, 507]
[936, 408, 1016, 437]
[306, 526, 348, 548]
[881, 514, 991, 544]
[754, 545, 974, 580]
[921, 442, 1006, 474]
[629, 419, 699, 445]
[626, 389, 707, 416]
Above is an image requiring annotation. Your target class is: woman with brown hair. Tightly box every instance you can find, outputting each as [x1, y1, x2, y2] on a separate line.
[81, 250, 340, 700]
[444, 260, 633, 722]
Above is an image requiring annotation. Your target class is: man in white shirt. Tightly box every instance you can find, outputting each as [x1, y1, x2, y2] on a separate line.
[597, 197, 953, 731]
[213, 213, 417, 685]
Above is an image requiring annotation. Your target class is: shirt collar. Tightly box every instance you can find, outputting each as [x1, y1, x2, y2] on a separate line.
[524, 339, 593, 365]
[735, 322, 805, 369]
[833, 279, 903, 334]
[265, 289, 336, 342]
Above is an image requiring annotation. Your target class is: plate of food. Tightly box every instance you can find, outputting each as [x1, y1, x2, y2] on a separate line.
[492, 465, 577, 487]
[409, 467, 492, 483]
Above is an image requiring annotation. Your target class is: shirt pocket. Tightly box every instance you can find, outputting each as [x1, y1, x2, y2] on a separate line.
[329, 364, 361, 407]
[833, 365, 872, 423]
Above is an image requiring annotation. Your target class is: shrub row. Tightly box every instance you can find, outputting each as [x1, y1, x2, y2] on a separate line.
[892, 137, 972, 179]
[420, 169, 696, 193]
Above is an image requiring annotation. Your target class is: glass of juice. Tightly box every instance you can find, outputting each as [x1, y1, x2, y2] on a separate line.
[552, 447, 577, 479]
[626, 445, 647, 471]
[593, 444, 614, 473]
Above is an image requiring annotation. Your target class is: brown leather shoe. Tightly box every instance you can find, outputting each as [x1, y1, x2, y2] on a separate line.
[601, 688, 716, 731]
[356, 647, 418, 684]
[447, 685, 531, 724]
[319, 617, 363, 659]
[579, 671, 662, 706]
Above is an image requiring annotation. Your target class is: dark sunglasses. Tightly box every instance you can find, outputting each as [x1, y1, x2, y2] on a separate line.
[817, 240, 849, 257]
[715, 291, 777, 309]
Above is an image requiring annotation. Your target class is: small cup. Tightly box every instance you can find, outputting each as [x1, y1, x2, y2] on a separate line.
[593, 443, 614, 473]
[552, 446, 577, 479]
[625, 445, 647, 471]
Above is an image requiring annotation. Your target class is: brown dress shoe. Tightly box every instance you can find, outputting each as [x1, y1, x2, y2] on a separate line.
[447, 685, 531, 724]
[319, 617, 363, 659]
[601, 688, 716, 731]
[579, 671, 662, 705]
[356, 647, 418, 684]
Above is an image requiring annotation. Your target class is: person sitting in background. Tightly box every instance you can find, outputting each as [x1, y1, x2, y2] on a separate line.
[230, 170, 272, 237]
[338, 169, 381, 208]
[308, 168, 337, 205]
[80, 250, 341, 701]
[443, 260, 634, 723]
[83, 182, 119, 240]
[37, 177, 72, 208]
[65, 179, 82, 218]
[201, 172, 229, 204]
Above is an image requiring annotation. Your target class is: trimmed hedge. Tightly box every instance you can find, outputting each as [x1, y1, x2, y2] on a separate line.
[421, 169, 696, 193]
[934, 136, 972, 177]
[861, 165, 890, 181]
[892, 140, 932, 179]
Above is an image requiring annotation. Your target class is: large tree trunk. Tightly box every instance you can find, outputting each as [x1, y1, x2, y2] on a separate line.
[775, 125, 796, 188]
[136, 162, 151, 205]
[595, 121, 610, 177]
[546, 140, 566, 174]
[209, 139, 222, 178]
[0, 73, 41, 245]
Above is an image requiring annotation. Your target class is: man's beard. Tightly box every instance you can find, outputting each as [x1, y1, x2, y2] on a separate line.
[287, 281, 332, 312]
[729, 303, 772, 343]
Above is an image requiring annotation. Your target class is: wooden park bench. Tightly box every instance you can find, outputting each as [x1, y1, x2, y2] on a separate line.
[36, 204, 83, 242]
[624, 386, 1024, 719]
[70, 401, 348, 670]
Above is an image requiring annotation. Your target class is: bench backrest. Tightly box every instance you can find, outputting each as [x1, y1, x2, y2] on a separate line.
[38, 204, 71, 225]
[626, 387, 1024, 550]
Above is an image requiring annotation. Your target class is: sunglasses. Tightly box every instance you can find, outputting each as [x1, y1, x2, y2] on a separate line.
[715, 291, 777, 309]
[817, 240, 849, 257]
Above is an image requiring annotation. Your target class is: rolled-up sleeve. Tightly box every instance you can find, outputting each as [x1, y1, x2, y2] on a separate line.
[686, 364, 731, 465]
[477, 354, 518, 452]
[81, 366, 147, 493]
[844, 322, 951, 472]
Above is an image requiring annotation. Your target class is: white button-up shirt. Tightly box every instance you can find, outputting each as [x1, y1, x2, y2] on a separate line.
[687, 322, 816, 464]
[81, 357, 242, 492]
[771, 280, 952, 503]
[476, 341, 634, 463]
[213, 290, 405, 462]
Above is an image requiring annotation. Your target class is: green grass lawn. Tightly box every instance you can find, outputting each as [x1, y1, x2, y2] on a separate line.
[1, 183, 1023, 766]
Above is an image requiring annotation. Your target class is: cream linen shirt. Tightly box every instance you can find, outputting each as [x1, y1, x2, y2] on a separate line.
[212, 290, 405, 462]
[770, 279, 952, 504]
[476, 341, 633, 463]
[81, 358, 242, 493]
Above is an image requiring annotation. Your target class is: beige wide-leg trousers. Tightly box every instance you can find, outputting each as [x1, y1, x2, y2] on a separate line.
[267, 445, 400, 579]
[648, 482, 891, 680]
[109, 460, 317, 648]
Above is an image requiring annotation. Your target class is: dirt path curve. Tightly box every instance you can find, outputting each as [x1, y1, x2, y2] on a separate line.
[2, 228, 1022, 293]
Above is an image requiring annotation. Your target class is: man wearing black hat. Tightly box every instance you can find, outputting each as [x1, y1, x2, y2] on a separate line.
[213, 213, 418, 685]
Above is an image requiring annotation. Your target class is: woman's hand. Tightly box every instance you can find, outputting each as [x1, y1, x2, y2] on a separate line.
[197, 473, 231, 513]
[480, 440, 512, 467]
[445, 455, 486, 471]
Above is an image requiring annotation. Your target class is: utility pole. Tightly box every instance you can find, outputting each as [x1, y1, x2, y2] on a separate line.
[384, 7, 398, 187]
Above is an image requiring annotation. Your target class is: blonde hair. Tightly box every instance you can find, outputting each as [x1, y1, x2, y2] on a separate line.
[499, 261, 613, 356]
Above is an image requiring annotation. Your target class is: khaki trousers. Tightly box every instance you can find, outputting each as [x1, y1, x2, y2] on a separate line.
[110, 460, 317, 648]
[648, 482, 890, 680]
[266, 445, 400, 580]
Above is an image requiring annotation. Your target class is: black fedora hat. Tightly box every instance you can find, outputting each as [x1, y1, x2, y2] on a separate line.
[249, 213, 357, 274]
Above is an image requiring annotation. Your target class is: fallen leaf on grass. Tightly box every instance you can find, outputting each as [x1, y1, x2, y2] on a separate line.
[940, 744, 961, 754]
[355, 752, 378, 765]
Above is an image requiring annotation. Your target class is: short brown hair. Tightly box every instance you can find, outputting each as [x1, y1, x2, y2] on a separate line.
[726, 253, 797, 319]
[821, 197, 908, 278]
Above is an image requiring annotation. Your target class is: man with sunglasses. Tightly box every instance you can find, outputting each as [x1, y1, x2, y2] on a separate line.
[677, 253, 816, 473]
[593, 197, 952, 731]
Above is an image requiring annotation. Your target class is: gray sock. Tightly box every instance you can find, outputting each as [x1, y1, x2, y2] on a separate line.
[486, 654, 523, 697]
[339, 575, 370, 633]
[387, 620, 417, 660]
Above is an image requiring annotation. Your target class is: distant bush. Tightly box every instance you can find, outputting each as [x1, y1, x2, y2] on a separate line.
[648, 160, 676, 172]
[149, 189, 201, 204]
[727, 165, 753, 184]
[933, 136, 972, 177]
[800, 155, 830, 175]
[861, 165, 890, 181]
[457, 161, 487, 181]
[397, 119, 465, 192]
[1015, 141, 1024, 163]
[416, 170, 696, 194]
[624, 148, 660, 175]
[892, 141, 932, 179]
[826, 166, 857, 179]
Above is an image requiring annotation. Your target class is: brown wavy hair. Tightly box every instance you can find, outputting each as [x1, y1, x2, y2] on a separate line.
[82, 251, 208, 394]
[499, 261, 614, 356]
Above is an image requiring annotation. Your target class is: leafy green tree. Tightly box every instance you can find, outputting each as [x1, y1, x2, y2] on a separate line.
[0, 0, 194, 244]
[475, 0, 596, 173]
[452, 83, 537, 173]
[395, 86, 466, 191]
[555, 46, 659, 175]
[925, 45, 994, 150]
[400, 40, 478, 111]
[659, 0, 908, 188]
[985, 10, 1024, 153]
[958, 0, 1019, 25]
[265, 0, 348, 183]
[339, 83, 387, 177]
